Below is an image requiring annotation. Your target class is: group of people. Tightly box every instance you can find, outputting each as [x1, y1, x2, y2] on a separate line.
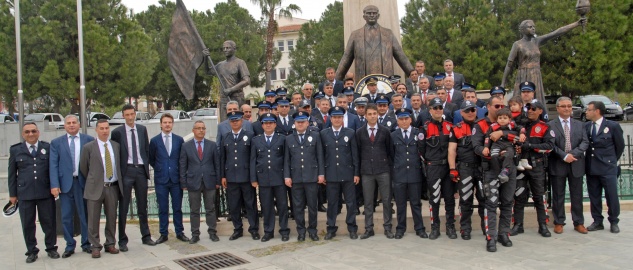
[7, 65, 625, 264]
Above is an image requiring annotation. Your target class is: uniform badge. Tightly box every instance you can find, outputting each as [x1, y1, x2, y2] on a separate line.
[308, 136, 313, 142]
[313, 122, 318, 127]
[535, 126, 541, 134]
[604, 127, 609, 133]
[41, 148, 46, 155]
[344, 136, 349, 142]
[243, 136, 248, 141]
[472, 128, 476, 135]
[387, 121, 392, 127]
[418, 133, 425, 140]
[414, 134, 418, 141]
[292, 124, 295, 129]
[550, 130, 555, 137]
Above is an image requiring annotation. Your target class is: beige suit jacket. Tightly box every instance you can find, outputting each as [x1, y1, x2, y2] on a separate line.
[80, 140, 124, 200]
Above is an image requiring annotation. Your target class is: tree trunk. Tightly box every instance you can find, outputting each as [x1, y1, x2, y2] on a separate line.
[264, 6, 276, 91]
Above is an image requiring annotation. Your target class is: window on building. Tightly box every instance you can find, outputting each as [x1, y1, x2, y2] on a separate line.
[280, 68, 286, 80]
[287, 40, 294, 50]
[277, 40, 284, 52]
[270, 68, 277, 81]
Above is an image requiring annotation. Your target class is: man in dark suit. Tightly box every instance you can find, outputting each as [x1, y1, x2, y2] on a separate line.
[251, 113, 290, 242]
[325, 95, 362, 130]
[149, 113, 188, 244]
[50, 115, 94, 258]
[219, 111, 260, 240]
[356, 104, 394, 239]
[110, 104, 156, 250]
[436, 88, 458, 122]
[548, 97, 589, 234]
[585, 100, 625, 234]
[318, 67, 344, 95]
[276, 98, 294, 135]
[301, 83, 316, 108]
[413, 60, 435, 91]
[80, 120, 124, 258]
[312, 98, 331, 131]
[443, 76, 463, 106]
[284, 111, 325, 241]
[217, 101, 254, 145]
[443, 59, 465, 91]
[180, 121, 221, 243]
[321, 107, 360, 240]
[9, 122, 59, 263]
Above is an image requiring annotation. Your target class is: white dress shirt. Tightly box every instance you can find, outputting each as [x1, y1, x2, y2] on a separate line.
[162, 132, 172, 155]
[125, 124, 144, 165]
[68, 133, 81, 176]
[98, 138, 118, 182]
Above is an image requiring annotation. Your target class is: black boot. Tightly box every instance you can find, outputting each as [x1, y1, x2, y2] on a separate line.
[446, 224, 457, 239]
[509, 223, 524, 236]
[497, 233, 513, 247]
[538, 223, 551, 237]
[486, 238, 497, 252]
[429, 225, 441, 240]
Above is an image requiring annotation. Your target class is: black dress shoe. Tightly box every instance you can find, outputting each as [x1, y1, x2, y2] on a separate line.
[26, 254, 38, 263]
[486, 238, 497, 252]
[209, 234, 220, 242]
[177, 234, 190, 242]
[587, 222, 604, 231]
[446, 225, 457, 239]
[395, 233, 404, 239]
[309, 233, 320, 241]
[229, 231, 243, 241]
[497, 233, 513, 247]
[155, 235, 169, 244]
[142, 238, 157, 246]
[355, 208, 360, 216]
[47, 250, 60, 259]
[360, 230, 374, 239]
[297, 234, 305, 242]
[318, 205, 327, 212]
[189, 236, 200, 244]
[119, 244, 128, 252]
[509, 223, 524, 236]
[461, 231, 471, 240]
[324, 232, 335, 240]
[82, 247, 92, 253]
[384, 231, 395, 239]
[251, 232, 261, 240]
[611, 223, 620, 234]
[429, 227, 440, 240]
[281, 235, 289, 242]
[62, 250, 74, 258]
[416, 230, 428, 239]
[261, 234, 273, 242]
[538, 223, 551, 237]
[349, 232, 358, 239]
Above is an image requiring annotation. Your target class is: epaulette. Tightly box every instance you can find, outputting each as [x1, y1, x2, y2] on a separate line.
[10, 142, 22, 148]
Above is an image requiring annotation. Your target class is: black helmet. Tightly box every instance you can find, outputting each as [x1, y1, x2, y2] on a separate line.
[3, 201, 18, 217]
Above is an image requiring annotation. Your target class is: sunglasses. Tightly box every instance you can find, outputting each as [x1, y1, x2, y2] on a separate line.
[431, 106, 444, 110]
[463, 108, 476, 113]
[492, 104, 504, 109]
[23, 129, 38, 134]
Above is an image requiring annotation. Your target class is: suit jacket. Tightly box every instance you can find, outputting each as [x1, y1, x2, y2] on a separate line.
[324, 113, 361, 130]
[80, 140, 124, 201]
[362, 93, 380, 104]
[336, 23, 413, 80]
[585, 119, 624, 176]
[9, 141, 53, 200]
[250, 133, 286, 187]
[320, 127, 360, 182]
[219, 130, 253, 183]
[391, 128, 423, 183]
[149, 133, 184, 185]
[405, 76, 435, 97]
[356, 124, 393, 175]
[318, 80, 344, 96]
[179, 139, 220, 191]
[217, 120, 253, 145]
[50, 133, 95, 193]
[283, 130, 325, 183]
[446, 72, 465, 91]
[111, 124, 150, 178]
[448, 89, 463, 106]
[312, 110, 329, 130]
[548, 118, 588, 178]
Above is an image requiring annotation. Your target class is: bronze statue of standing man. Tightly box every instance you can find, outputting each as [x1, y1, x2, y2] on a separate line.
[203, 40, 250, 119]
[335, 5, 413, 81]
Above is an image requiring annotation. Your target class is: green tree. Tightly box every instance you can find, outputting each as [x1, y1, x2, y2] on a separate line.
[286, 1, 344, 90]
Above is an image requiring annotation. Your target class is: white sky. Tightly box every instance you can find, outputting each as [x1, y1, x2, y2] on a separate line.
[121, 0, 409, 21]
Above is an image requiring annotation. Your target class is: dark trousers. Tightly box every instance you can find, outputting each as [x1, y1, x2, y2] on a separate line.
[188, 183, 217, 236]
[491, 144, 515, 171]
[355, 178, 364, 207]
[259, 185, 290, 236]
[587, 174, 620, 224]
[318, 183, 327, 205]
[457, 163, 485, 234]
[426, 164, 455, 227]
[291, 182, 318, 235]
[394, 182, 424, 234]
[87, 185, 119, 250]
[155, 181, 184, 236]
[227, 182, 259, 233]
[513, 163, 547, 224]
[119, 165, 150, 245]
[361, 172, 392, 231]
[551, 170, 585, 226]
[60, 178, 90, 251]
[19, 197, 57, 255]
[483, 165, 516, 238]
[326, 181, 358, 233]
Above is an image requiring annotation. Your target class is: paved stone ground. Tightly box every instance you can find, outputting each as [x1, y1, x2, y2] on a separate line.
[1, 191, 632, 270]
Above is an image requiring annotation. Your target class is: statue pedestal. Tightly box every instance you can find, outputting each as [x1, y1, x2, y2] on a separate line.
[343, 0, 404, 81]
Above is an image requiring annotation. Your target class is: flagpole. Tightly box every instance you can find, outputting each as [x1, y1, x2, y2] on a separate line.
[14, 0, 24, 134]
[77, 0, 87, 133]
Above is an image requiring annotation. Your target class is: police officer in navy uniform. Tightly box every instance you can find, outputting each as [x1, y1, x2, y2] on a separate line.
[343, 87, 358, 114]
[284, 111, 325, 241]
[8, 122, 60, 263]
[219, 111, 260, 241]
[250, 113, 290, 242]
[376, 95, 396, 132]
[510, 100, 554, 237]
[276, 97, 294, 135]
[321, 107, 360, 240]
[391, 108, 427, 239]
[419, 98, 457, 240]
[449, 101, 486, 240]
[252, 101, 273, 136]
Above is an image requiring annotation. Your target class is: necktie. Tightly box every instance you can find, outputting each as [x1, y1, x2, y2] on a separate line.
[283, 117, 287, 126]
[379, 117, 384, 124]
[104, 143, 113, 180]
[448, 73, 452, 77]
[299, 134, 305, 144]
[234, 133, 239, 141]
[563, 120, 571, 153]
[334, 131, 339, 138]
[30, 145, 37, 157]
[165, 134, 171, 156]
[361, 116, 365, 123]
[197, 141, 203, 160]
[369, 128, 375, 143]
[324, 115, 328, 123]
[414, 111, 419, 119]
[131, 129, 138, 165]
[371, 95, 376, 101]
[422, 92, 426, 102]
[592, 122, 597, 139]
[403, 130, 409, 142]
[266, 136, 271, 146]
[70, 136, 76, 171]
[447, 91, 452, 103]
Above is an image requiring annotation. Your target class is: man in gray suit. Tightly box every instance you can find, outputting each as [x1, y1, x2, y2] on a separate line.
[548, 97, 589, 234]
[80, 120, 123, 258]
[180, 121, 221, 243]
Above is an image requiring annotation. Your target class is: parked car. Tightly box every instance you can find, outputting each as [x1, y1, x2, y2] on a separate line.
[149, 110, 191, 123]
[24, 113, 65, 129]
[624, 103, 633, 121]
[0, 114, 16, 123]
[75, 112, 110, 127]
[572, 95, 624, 121]
[109, 111, 152, 125]
[191, 108, 218, 121]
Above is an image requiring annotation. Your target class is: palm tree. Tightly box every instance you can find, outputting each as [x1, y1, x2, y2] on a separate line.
[250, 0, 301, 91]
